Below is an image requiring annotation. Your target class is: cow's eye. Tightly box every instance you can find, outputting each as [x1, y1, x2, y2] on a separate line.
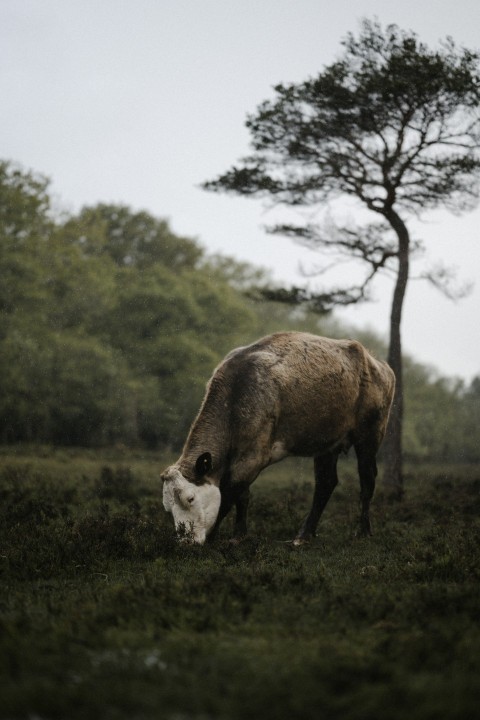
[195, 452, 212, 477]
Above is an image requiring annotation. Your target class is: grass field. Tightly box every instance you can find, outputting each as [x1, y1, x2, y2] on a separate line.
[1, 447, 479, 720]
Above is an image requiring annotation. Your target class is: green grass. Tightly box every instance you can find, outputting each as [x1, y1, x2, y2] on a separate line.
[1, 448, 480, 719]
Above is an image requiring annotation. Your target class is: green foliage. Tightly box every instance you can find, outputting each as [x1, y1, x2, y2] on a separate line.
[0, 161, 53, 323]
[403, 362, 480, 463]
[206, 19, 480, 215]
[1, 450, 480, 719]
[0, 329, 131, 445]
[60, 203, 203, 269]
[0, 161, 256, 449]
[0, 158, 478, 459]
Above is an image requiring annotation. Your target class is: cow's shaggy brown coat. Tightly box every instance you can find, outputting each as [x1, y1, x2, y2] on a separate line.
[162, 332, 395, 544]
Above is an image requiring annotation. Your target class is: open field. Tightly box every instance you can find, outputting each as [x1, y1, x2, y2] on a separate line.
[1, 447, 479, 720]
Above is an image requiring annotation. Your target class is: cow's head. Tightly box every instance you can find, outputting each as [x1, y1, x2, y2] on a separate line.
[161, 453, 220, 544]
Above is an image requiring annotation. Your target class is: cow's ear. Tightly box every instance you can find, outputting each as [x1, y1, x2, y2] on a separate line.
[195, 452, 212, 477]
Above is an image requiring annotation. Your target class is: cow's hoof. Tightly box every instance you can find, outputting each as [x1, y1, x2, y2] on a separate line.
[292, 536, 311, 547]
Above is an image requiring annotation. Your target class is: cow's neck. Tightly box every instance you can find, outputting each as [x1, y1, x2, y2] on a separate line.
[178, 375, 231, 485]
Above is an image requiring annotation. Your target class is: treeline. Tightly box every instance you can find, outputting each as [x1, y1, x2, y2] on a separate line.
[0, 160, 478, 460]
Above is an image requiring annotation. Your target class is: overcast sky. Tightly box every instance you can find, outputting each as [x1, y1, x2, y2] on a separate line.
[1, 0, 479, 381]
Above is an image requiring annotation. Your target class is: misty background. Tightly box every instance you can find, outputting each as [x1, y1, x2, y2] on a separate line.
[1, 0, 479, 383]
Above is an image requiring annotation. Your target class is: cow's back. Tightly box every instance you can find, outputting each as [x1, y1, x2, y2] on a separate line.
[218, 332, 392, 458]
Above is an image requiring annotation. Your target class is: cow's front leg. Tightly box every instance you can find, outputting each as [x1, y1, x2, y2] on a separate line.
[206, 486, 234, 543]
[207, 480, 250, 543]
[231, 485, 250, 542]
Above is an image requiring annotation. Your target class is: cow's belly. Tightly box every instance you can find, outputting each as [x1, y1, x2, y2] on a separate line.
[275, 414, 353, 458]
[288, 432, 351, 457]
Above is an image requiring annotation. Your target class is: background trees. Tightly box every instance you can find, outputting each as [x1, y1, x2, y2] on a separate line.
[0, 162, 255, 447]
[0, 158, 478, 460]
[204, 19, 480, 493]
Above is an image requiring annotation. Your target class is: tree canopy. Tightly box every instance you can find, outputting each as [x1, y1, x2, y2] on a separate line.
[0, 162, 256, 447]
[205, 19, 480, 304]
[204, 19, 480, 491]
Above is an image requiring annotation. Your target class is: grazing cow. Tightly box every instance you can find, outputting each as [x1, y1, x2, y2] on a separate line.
[162, 332, 395, 545]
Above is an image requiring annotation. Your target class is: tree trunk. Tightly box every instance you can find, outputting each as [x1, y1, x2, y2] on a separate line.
[382, 209, 410, 498]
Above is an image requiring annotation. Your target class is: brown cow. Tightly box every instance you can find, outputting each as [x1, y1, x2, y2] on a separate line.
[162, 332, 395, 545]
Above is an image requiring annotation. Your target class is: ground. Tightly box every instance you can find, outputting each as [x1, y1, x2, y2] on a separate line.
[1, 447, 479, 720]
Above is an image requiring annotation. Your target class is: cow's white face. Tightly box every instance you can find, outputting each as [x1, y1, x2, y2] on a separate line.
[162, 464, 220, 545]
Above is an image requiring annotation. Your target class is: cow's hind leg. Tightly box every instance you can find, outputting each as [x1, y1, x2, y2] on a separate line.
[355, 446, 377, 536]
[293, 452, 338, 546]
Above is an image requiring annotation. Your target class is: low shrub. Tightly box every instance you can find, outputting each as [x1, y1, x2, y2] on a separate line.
[1, 452, 479, 720]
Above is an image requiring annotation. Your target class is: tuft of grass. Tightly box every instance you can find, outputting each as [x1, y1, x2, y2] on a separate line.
[1, 449, 480, 719]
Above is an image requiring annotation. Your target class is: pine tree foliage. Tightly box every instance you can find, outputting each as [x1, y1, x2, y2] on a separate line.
[204, 19, 480, 490]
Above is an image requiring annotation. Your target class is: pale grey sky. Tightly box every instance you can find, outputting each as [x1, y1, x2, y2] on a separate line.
[1, 0, 479, 381]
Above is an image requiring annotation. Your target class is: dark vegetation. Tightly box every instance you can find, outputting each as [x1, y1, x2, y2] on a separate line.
[1, 448, 480, 719]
